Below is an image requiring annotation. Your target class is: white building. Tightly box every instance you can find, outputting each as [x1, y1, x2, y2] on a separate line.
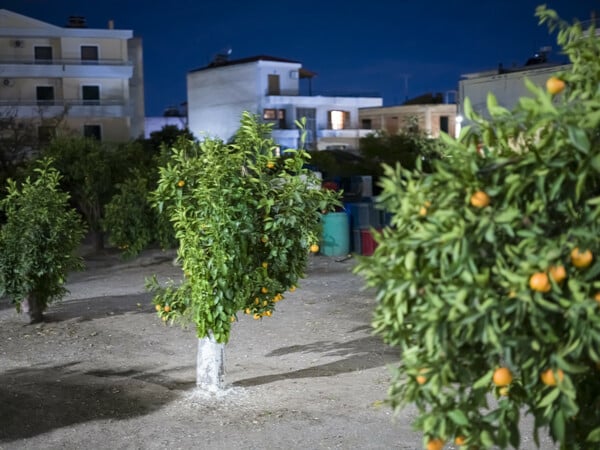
[459, 61, 570, 119]
[187, 55, 382, 150]
[0, 9, 144, 142]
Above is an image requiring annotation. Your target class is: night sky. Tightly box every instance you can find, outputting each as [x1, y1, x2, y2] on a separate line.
[5, 0, 596, 116]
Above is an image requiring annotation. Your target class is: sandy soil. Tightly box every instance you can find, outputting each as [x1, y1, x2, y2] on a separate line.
[0, 248, 557, 450]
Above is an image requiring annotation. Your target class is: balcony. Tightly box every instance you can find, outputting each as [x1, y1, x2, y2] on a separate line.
[318, 128, 374, 139]
[0, 57, 133, 79]
[266, 89, 381, 98]
[0, 99, 130, 118]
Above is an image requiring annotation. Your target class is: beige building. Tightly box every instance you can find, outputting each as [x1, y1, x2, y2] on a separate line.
[0, 9, 144, 143]
[359, 103, 457, 138]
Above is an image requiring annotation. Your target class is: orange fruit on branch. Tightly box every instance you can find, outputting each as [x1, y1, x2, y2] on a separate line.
[541, 368, 564, 386]
[549, 265, 567, 283]
[493, 367, 513, 387]
[426, 438, 445, 450]
[571, 247, 593, 269]
[546, 76, 565, 95]
[455, 435, 467, 446]
[529, 272, 551, 293]
[470, 190, 490, 208]
[310, 244, 320, 253]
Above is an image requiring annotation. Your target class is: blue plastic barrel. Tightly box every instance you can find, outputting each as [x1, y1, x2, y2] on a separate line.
[320, 212, 350, 256]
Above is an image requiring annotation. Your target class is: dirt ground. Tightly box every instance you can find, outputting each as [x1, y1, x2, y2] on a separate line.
[0, 248, 557, 450]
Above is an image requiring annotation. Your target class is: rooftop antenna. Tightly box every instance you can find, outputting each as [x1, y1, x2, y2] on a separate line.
[210, 46, 232, 66]
[398, 73, 411, 103]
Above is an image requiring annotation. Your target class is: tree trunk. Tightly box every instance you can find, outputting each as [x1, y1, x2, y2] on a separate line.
[26, 292, 44, 324]
[196, 332, 225, 391]
[92, 230, 105, 251]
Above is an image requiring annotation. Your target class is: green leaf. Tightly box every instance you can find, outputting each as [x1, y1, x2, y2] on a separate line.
[448, 409, 469, 426]
[567, 126, 590, 154]
[587, 427, 600, 442]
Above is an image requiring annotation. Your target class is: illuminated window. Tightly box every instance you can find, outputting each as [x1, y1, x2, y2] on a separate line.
[263, 109, 276, 120]
[329, 110, 350, 130]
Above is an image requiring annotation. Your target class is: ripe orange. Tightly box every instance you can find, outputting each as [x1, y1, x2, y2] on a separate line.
[245, 308, 251, 314]
[155, 304, 161, 312]
[455, 435, 467, 446]
[419, 206, 428, 217]
[493, 367, 513, 387]
[416, 375, 427, 385]
[541, 368, 564, 386]
[310, 244, 320, 253]
[426, 438, 445, 450]
[253, 313, 261, 320]
[261, 287, 268, 294]
[289, 285, 296, 292]
[163, 305, 171, 312]
[594, 292, 600, 303]
[266, 162, 275, 169]
[177, 180, 185, 187]
[529, 272, 551, 293]
[571, 247, 593, 269]
[549, 265, 567, 283]
[546, 76, 565, 95]
[470, 190, 490, 208]
[265, 311, 272, 317]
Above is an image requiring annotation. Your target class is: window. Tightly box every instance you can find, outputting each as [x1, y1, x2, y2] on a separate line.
[263, 108, 276, 120]
[328, 110, 350, 130]
[84, 124, 102, 140]
[81, 45, 99, 63]
[277, 109, 286, 128]
[267, 74, 280, 95]
[361, 119, 372, 129]
[36, 86, 54, 105]
[38, 125, 56, 143]
[34, 46, 53, 64]
[440, 116, 449, 134]
[82, 85, 100, 105]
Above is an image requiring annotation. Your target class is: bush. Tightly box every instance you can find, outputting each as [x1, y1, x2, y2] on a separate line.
[356, 7, 600, 449]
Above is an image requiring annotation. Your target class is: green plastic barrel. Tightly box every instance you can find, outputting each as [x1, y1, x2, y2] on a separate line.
[320, 212, 350, 257]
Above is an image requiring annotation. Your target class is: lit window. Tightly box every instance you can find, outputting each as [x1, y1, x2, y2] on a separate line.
[329, 110, 350, 130]
[263, 109, 276, 120]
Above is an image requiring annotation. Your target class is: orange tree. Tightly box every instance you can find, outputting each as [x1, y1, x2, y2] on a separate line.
[0, 159, 85, 323]
[147, 112, 339, 385]
[356, 7, 600, 450]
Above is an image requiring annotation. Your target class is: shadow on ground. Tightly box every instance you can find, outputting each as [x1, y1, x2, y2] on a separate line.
[234, 333, 398, 387]
[0, 362, 190, 441]
[43, 293, 155, 323]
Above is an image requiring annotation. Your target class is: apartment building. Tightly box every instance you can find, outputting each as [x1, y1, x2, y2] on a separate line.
[187, 55, 382, 150]
[0, 9, 144, 143]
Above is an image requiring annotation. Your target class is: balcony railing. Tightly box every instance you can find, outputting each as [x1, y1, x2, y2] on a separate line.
[0, 57, 132, 66]
[266, 89, 381, 98]
[0, 99, 127, 107]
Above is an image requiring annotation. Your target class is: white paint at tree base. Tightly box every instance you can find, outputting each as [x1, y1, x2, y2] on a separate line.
[196, 332, 225, 390]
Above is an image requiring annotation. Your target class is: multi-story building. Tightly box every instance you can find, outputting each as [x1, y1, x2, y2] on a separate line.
[0, 9, 144, 144]
[187, 55, 382, 150]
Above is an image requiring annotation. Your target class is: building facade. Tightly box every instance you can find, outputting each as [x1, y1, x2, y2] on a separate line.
[358, 103, 457, 138]
[187, 55, 382, 150]
[458, 62, 570, 120]
[0, 9, 144, 143]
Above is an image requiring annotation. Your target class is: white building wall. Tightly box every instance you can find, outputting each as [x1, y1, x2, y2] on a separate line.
[459, 64, 570, 118]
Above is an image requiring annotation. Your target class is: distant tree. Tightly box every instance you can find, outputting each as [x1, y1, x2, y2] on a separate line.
[41, 137, 140, 251]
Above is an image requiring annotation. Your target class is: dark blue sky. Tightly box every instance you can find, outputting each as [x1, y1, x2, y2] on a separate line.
[6, 0, 596, 115]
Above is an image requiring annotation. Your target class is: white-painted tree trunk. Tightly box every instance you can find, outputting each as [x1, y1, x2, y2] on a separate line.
[196, 332, 225, 391]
